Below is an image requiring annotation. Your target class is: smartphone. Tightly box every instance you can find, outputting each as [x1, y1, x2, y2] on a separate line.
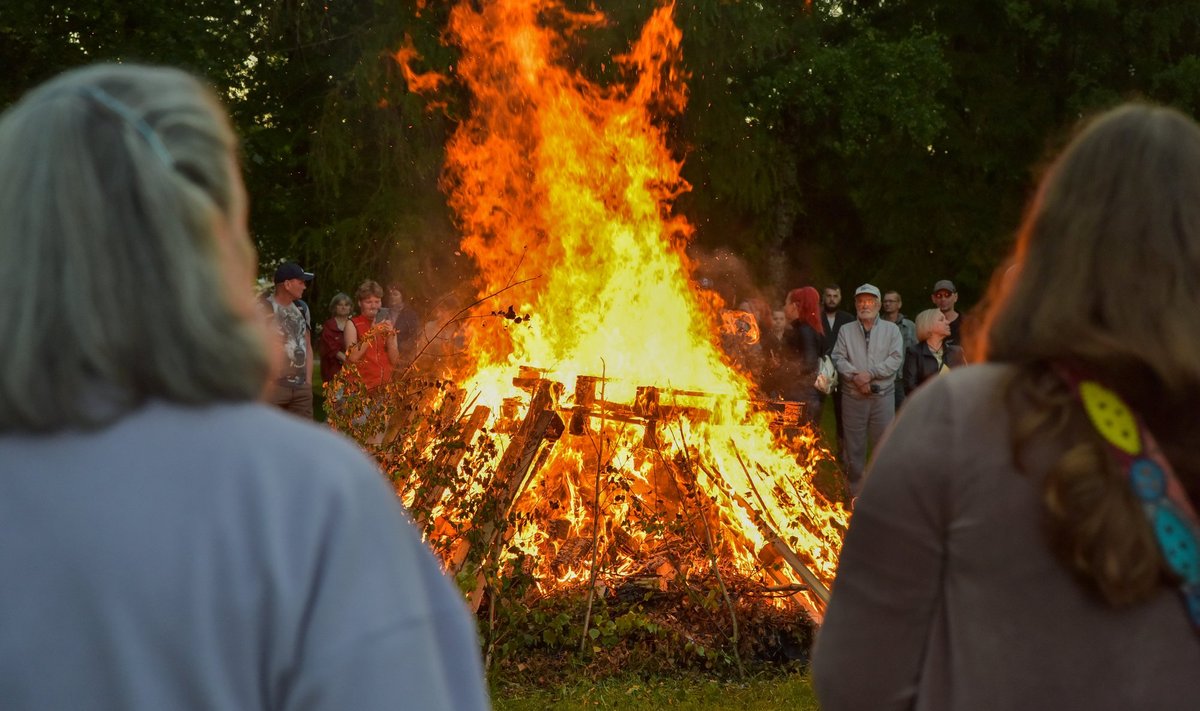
[373, 307, 392, 325]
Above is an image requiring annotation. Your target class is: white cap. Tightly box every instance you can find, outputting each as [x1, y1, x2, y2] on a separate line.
[854, 283, 881, 300]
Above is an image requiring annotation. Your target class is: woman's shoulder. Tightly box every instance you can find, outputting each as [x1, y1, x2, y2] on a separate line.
[905, 362, 1015, 421]
[922, 359, 1009, 387]
[799, 322, 822, 338]
[137, 401, 375, 477]
[870, 364, 1018, 501]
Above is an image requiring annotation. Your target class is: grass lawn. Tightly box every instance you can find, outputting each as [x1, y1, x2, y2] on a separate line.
[492, 672, 820, 710]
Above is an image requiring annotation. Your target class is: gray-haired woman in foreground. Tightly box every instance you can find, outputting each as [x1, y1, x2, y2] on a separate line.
[0, 64, 489, 710]
[814, 103, 1200, 709]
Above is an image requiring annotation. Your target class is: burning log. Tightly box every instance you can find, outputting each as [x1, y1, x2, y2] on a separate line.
[689, 455, 831, 616]
[450, 379, 565, 582]
[568, 375, 600, 435]
[767, 538, 830, 608]
[635, 386, 660, 448]
[731, 449, 831, 609]
[512, 365, 548, 392]
[551, 537, 593, 574]
[567, 383, 717, 437]
[411, 404, 492, 528]
[758, 544, 828, 616]
[567, 379, 807, 440]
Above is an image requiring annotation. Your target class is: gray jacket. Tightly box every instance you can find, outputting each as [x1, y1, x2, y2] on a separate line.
[831, 318, 903, 396]
[887, 314, 917, 381]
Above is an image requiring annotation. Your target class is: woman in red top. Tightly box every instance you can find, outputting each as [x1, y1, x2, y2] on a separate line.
[343, 280, 400, 391]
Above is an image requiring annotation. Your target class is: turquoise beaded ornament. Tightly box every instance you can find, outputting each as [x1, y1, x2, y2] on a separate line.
[1061, 369, 1200, 626]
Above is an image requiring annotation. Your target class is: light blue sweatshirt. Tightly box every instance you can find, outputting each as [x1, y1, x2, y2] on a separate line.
[0, 402, 490, 711]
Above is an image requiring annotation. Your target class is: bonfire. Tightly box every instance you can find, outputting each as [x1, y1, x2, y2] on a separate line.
[337, 0, 849, 643]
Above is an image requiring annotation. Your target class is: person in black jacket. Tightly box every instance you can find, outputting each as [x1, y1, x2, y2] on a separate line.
[820, 286, 855, 453]
[905, 308, 967, 395]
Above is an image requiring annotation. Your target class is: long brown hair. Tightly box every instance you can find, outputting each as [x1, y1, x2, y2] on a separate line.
[976, 103, 1200, 605]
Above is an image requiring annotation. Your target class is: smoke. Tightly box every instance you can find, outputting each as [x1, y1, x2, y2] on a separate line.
[689, 246, 779, 312]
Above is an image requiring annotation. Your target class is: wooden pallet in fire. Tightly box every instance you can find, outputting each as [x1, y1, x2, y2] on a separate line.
[439, 367, 829, 616]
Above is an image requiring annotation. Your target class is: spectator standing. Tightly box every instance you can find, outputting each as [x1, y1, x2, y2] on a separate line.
[779, 287, 826, 425]
[0, 63, 489, 710]
[814, 103, 1200, 709]
[318, 292, 353, 386]
[831, 284, 902, 497]
[931, 279, 964, 347]
[385, 281, 422, 356]
[904, 308, 966, 395]
[344, 280, 401, 392]
[770, 308, 788, 343]
[819, 284, 856, 354]
[880, 290, 917, 409]
[820, 285, 855, 456]
[265, 262, 315, 419]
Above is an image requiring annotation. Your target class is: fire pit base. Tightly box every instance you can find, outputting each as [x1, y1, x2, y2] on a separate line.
[481, 575, 817, 680]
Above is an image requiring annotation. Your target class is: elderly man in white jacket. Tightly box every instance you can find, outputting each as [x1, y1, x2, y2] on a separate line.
[832, 284, 903, 498]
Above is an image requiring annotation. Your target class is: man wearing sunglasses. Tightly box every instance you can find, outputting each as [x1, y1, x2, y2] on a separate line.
[931, 279, 963, 348]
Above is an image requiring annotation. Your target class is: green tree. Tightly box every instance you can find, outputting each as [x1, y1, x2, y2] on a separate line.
[0, 0, 459, 308]
[7, 0, 1200, 313]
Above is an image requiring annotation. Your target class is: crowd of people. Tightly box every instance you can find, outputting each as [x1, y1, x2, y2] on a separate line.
[261, 272, 427, 422]
[746, 279, 968, 497]
[5, 59, 1200, 711]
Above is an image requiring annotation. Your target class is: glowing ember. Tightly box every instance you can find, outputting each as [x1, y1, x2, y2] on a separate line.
[396, 0, 846, 621]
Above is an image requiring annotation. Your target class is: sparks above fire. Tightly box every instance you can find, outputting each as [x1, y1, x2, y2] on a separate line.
[389, 0, 847, 622]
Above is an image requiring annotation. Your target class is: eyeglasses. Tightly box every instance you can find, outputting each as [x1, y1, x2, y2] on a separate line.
[932, 291, 954, 298]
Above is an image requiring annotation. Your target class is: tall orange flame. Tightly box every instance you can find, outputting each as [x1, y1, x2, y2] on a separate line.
[399, 0, 846, 621]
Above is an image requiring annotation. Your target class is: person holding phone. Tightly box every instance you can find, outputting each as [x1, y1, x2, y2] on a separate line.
[343, 280, 401, 393]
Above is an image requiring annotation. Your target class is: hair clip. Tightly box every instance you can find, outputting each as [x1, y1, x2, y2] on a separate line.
[79, 86, 175, 169]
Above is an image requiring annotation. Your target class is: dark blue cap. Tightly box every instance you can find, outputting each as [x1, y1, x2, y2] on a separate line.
[274, 262, 314, 283]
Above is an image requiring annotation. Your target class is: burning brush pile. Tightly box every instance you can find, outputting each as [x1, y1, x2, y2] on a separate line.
[333, 0, 850, 672]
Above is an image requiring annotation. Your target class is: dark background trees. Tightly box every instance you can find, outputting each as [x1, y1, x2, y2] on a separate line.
[5, 0, 1200, 314]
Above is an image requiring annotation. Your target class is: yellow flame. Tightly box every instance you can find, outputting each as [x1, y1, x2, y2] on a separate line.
[399, 0, 846, 621]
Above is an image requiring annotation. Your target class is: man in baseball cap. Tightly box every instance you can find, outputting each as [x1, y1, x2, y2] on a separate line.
[931, 279, 962, 347]
[266, 262, 315, 418]
[831, 283, 903, 501]
[855, 283, 882, 300]
[274, 262, 314, 284]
